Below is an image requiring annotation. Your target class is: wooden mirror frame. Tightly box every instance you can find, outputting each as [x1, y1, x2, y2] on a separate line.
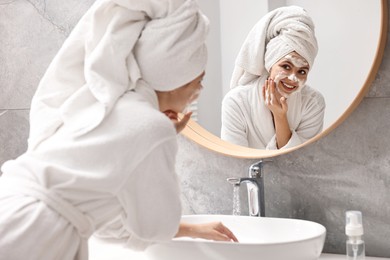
[181, 0, 388, 159]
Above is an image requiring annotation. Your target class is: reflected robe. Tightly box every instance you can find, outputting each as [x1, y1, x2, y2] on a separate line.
[221, 78, 325, 149]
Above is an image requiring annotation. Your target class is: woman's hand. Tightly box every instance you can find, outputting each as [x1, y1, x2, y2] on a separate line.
[262, 78, 288, 117]
[175, 222, 239, 242]
[163, 110, 192, 133]
[262, 78, 292, 148]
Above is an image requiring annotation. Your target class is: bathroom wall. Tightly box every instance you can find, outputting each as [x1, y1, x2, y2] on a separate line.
[177, 20, 390, 258]
[0, 0, 389, 258]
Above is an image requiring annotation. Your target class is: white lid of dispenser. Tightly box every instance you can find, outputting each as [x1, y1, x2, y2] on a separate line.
[345, 210, 364, 236]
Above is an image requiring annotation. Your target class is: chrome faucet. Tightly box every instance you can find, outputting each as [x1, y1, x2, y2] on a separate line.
[227, 161, 265, 217]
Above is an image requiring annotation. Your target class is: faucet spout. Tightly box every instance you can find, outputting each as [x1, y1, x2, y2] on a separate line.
[227, 178, 240, 185]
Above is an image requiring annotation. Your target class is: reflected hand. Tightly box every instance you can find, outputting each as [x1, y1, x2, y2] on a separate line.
[262, 78, 288, 117]
[163, 110, 192, 133]
[176, 222, 239, 242]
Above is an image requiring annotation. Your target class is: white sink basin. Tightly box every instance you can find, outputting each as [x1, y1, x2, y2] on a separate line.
[145, 214, 326, 260]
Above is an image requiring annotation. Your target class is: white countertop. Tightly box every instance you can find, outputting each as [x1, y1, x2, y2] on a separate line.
[89, 237, 390, 260]
[320, 254, 389, 260]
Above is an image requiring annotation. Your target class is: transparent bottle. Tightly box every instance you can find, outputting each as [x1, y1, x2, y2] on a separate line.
[345, 211, 365, 260]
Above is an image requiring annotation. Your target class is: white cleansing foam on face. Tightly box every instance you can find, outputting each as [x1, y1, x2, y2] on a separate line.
[284, 53, 308, 68]
[273, 72, 305, 99]
[272, 54, 308, 98]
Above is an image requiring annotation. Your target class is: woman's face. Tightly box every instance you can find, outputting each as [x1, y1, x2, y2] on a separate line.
[157, 72, 205, 114]
[269, 52, 310, 97]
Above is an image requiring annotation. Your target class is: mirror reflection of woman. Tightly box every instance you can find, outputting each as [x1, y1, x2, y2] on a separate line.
[221, 6, 325, 150]
[0, 1, 237, 259]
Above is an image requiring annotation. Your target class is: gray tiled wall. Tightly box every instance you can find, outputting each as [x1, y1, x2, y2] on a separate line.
[177, 97, 390, 257]
[1, 0, 389, 258]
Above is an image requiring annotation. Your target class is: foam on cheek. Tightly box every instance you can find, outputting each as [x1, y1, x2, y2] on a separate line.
[184, 88, 201, 112]
[273, 72, 306, 99]
[273, 71, 287, 86]
[287, 74, 306, 89]
[273, 72, 289, 98]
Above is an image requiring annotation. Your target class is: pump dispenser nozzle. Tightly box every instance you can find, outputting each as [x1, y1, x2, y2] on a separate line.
[346, 211, 364, 236]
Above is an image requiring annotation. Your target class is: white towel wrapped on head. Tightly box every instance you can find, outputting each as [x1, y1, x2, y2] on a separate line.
[230, 5, 318, 89]
[28, 0, 209, 149]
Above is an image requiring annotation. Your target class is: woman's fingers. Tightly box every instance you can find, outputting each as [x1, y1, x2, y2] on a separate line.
[268, 79, 277, 106]
[280, 96, 288, 113]
[186, 222, 239, 243]
[264, 79, 288, 117]
[163, 110, 192, 133]
[164, 110, 178, 121]
[216, 223, 239, 242]
[264, 78, 277, 106]
[264, 79, 270, 105]
[265, 78, 285, 107]
[205, 222, 239, 242]
[269, 78, 275, 93]
[175, 111, 192, 133]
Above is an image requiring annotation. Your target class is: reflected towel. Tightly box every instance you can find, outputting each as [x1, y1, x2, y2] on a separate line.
[230, 5, 318, 89]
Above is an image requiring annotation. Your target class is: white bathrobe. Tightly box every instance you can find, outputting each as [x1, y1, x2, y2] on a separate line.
[0, 0, 208, 258]
[0, 89, 182, 260]
[221, 77, 325, 149]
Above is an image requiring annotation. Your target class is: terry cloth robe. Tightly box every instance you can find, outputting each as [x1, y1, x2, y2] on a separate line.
[0, 0, 207, 258]
[221, 77, 325, 150]
[0, 89, 182, 260]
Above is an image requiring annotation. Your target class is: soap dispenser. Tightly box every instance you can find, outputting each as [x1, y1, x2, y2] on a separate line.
[345, 211, 365, 260]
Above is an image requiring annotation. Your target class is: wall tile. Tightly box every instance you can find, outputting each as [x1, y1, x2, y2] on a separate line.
[0, 109, 29, 166]
[0, 0, 94, 109]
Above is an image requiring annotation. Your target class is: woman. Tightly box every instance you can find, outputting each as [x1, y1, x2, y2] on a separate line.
[221, 6, 325, 150]
[0, 0, 237, 259]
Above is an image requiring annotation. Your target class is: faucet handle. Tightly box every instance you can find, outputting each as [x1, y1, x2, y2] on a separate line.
[248, 159, 272, 178]
[248, 161, 262, 178]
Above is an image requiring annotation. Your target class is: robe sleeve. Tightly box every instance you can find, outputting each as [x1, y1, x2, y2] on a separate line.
[265, 130, 304, 150]
[292, 91, 325, 145]
[96, 136, 181, 251]
[221, 92, 250, 147]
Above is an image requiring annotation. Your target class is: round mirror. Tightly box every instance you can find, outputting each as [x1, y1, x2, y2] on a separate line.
[182, 0, 387, 158]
